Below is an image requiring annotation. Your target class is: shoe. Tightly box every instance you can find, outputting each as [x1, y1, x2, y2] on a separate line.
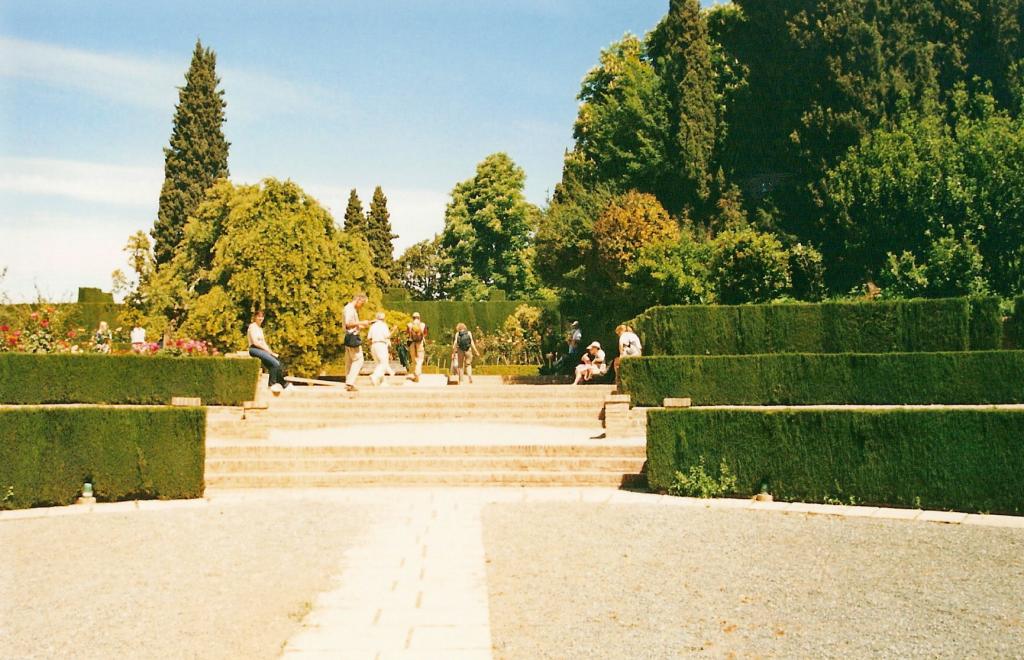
[468, 375, 473, 384]
[270, 383, 283, 394]
[346, 384, 358, 392]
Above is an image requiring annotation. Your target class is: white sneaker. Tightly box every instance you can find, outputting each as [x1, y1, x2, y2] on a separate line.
[270, 383, 283, 395]
[283, 383, 294, 394]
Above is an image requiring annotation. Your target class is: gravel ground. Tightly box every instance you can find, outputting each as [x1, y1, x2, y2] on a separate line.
[0, 499, 368, 660]
[483, 503, 1024, 659]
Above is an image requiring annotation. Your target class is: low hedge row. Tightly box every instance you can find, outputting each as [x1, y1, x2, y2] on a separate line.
[632, 297, 1001, 356]
[0, 407, 205, 509]
[0, 353, 260, 405]
[620, 351, 1024, 406]
[1011, 296, 1024, 348]
[647, 408, 1024, 514]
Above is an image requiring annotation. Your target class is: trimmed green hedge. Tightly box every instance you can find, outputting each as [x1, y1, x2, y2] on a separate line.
[620, 351, 1024, 406]
[0, 354, 260, 405]
[77, 287, 115, 303]
[0, 406, 205, 509]
[633, 297, 1001, 356]
[647, 408, 1024, 514]
[1010, 296, 1024, 349]
[386, 300, 560, 335]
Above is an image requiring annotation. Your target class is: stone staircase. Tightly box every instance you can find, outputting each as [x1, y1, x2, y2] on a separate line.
[204, 377, 647, 489]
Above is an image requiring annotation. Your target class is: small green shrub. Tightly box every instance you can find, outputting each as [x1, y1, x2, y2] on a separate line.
[668, 456, 737, 498]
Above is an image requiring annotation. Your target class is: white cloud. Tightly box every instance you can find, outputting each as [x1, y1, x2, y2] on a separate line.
[0, 36, 346, 120]
[0, 212, 142, 303]
[0, 157, 162, 207]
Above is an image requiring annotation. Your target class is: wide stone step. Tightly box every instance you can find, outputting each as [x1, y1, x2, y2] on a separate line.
[257, 399, 607, 411]
[204, 470, 646, 488]
[206, 444, 646, 458]
[208, 414, 603, 434]
[267, 386, 614, 400]
[205, 456, 645, 473]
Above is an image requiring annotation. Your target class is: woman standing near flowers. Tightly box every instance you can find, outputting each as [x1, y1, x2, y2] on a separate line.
[93, 321, 112, 354]
[247, 310, 291, 394]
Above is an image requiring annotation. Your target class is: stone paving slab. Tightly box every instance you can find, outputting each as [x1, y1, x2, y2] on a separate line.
[280, 491, 493, 659]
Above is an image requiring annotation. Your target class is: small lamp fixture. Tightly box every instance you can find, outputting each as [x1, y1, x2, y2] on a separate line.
[77, 482, 96, 506]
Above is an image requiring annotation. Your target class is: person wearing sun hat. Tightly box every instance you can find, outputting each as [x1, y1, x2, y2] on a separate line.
[573, 340, 607, 385]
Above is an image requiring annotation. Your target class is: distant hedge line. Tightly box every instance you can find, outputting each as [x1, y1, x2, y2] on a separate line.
[0, 354, 260, 405]
[647, 408, 1024, 514]
[0, 302, 123, 337]
[1011, 296, 1024, 348]
[632, 297, 1001, 356]
[386, 300, 560, 335]
[0, 407, 205, 509]
[621, 351, 1024, 406]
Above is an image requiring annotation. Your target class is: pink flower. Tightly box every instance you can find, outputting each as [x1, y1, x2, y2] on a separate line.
[29, 312, 39, 320]
[40, 320, 50, 328]
[0, 325, 7, 332]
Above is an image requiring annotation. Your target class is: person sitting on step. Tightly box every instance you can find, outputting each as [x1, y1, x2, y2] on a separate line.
[573, 341, 607, 385]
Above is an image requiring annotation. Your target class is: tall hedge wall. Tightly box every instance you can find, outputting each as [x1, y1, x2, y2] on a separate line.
[647, 408, 1024, 514]
[386, 300, 560, 335]
[632, 297, 1001, 356]
[621, 351, 1024, 407]
[0, 406, 205, 509]
[0, 354, 260, 405]
[1010, 296, 1024, 349]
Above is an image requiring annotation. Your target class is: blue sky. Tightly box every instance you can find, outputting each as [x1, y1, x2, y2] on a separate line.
[0, 1, 716, 302]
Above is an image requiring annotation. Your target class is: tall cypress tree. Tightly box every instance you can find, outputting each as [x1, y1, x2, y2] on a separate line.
[365, 186, 397, 289]
[152, 39, 229, 266]
[647, 0, 718, 214]
[343, 188, 366, 234]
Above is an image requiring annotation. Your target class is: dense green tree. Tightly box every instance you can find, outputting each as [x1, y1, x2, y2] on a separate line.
[365, 186, 398, 289]
[439, 153, 540, 300]
[647, 0, 719, 212]
[592, 191, 679, 286]
[152, 40, 229, 266]
[562, 35, 674, 209]
[343, 189, 365, 234]
[710, 225, 792, 304]
[395, 237, 449, 300]
[143, 178, 376, 375]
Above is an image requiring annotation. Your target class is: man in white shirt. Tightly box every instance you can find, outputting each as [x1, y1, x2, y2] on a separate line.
[130, 325, 146, 353]
[367, 312, 392, 386]
[343, 293, 369, 391]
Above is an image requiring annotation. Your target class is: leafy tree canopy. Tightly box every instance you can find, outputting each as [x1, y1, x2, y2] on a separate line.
[142, 178, 377, 375]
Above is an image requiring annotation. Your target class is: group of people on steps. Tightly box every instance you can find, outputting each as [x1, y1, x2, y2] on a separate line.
[247, 293, 640, 393]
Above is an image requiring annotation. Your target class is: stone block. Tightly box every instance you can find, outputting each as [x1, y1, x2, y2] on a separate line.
[171, 396, 202, 407]
[663, 397, 692, 408]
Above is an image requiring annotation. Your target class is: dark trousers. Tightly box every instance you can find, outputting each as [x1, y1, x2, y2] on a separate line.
[249, 347, 286, 387]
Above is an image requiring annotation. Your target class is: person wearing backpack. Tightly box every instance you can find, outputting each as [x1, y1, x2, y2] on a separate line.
[406, 312, 428, 382]
[451, 322, 480, 384]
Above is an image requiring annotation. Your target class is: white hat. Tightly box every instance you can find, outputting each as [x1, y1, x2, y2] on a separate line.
[587, 341, 601, 350]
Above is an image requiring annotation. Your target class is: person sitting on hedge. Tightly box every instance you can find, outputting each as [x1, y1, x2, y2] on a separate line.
[573, 341, 607, 385]
[247, 310, 291, 394]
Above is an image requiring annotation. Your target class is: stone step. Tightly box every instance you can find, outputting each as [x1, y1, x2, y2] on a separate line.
[209, 410, 603, 429]
[206, 456, 645, 473]
[206, 443, 646, 458]
[204, 470, 647, 488]
[265, 385, 614, 399]
[256, 399, 606, 409]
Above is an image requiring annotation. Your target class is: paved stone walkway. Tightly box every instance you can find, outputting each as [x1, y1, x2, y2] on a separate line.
[280, 491, 493, 660]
